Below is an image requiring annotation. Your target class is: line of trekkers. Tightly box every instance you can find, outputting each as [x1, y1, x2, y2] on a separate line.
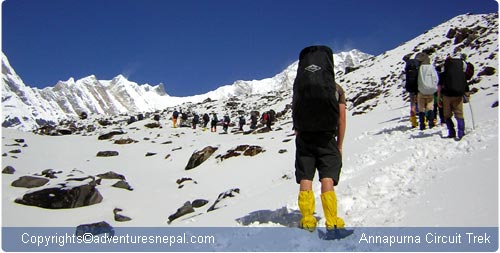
[403, 51, 474, 141]
[169, 109, 276, 134]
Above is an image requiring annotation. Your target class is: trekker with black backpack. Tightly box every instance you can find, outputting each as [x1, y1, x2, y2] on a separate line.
[202, 113, 210, 131]
[403, 55, 420, 128]
[210, 113, 218, 132]
[172, 109, 179, 128]
[438, 56, 468, 140]
[238, 115, 246, 131]
[222, 114, 231, 133]
[292, 45, 352, 240]
[192, 113, 200, 129]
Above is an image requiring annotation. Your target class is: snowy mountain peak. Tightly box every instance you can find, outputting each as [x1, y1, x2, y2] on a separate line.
[1, 48, 371, 130]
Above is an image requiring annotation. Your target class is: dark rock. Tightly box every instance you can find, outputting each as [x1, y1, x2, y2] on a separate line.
[161, 140, 173, 144]
[446, 28, 457, 39]
[9, 149, 21, 154]
[40, 169, 62, 179]
[176, 177, 194, 185]
[345, 66, 361, 74]
[127, 116, 137, 125]
[234, 145, 249, 152]
[114, 138, 137, 144]
[144, 122, 160, 128]
[145, 152, 157, 157]
[113, 208, 132, 222]
[192, 199, 209, 208]
[218, 145, 264, 160]
[220, 149, 241, 160]
[14, 139, 25, 143]
[58, 129, 72, 135]
[35, 124, 59, 136]
[66, 176, 95, 182]
[243, 146, 264, 156]
[112, 180, 133, 191]
[98, 131, 125, 140]
[76, 221, 114, 237]
[168, 201, 195, 223]
[492, 101, 498, 108]
[15, 181, 103, 209]
[96, 171, 126, 180]
[478, 66, 496, 76]
[96, 151, 119, 157]
[2, 165, 15, 174]
[79, 112, 88, 120]
[226, 101, 239, 109]
[454, 28, 472, 44]
[278, 149, 287, 154]
[207, 188, 240, 212]
[11, 176, 49, 188]
[176, 177, 197, 188]
[185, 146, 218, 170]
[97, 119, 112, 126]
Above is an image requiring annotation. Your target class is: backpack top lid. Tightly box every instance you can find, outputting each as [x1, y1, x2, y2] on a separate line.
[292, 45, 339, 132]
[415, 52, 430, 64]
[297, 46, 334, 73]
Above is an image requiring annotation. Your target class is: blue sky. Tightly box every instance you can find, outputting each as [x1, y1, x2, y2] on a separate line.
[2, 0, 498, 96]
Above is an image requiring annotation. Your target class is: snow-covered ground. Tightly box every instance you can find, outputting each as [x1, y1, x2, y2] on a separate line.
[1, 82, 497, 250]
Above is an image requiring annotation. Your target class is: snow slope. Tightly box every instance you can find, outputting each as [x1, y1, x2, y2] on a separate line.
[1, 77, 497, 250]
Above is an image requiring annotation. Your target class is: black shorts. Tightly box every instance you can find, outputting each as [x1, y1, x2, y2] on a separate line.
[295, 131, 342, 186]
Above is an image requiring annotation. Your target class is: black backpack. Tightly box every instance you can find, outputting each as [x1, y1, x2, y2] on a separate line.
[443, 58, 467, 97]
[292, 45, 338, 132]
[404, 59, 420, 93]
[203, 113, 210, 122]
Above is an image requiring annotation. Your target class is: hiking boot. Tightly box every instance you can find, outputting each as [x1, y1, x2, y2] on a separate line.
[457, 118, 465, 140]
[418, 112, 426, 130]
[427, 110, 435, 129]
[324, 226, 354, 240]
[410, 115, 418, 128]
[445, 118, 456, 138]
[298, 191, 317, 232]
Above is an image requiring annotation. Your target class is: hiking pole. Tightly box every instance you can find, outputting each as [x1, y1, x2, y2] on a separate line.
[465, 95, 476, 130]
